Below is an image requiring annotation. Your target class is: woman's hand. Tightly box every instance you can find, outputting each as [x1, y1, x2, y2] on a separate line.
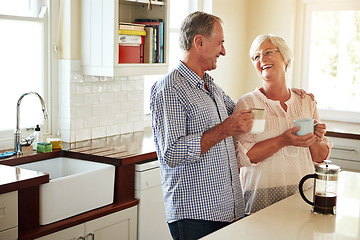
[314, 120, 326, 141]
[280, 127, 317, 148]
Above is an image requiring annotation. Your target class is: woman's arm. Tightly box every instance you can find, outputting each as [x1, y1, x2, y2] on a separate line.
[247, 127, 318, 163]
[308, 122, 330, 163]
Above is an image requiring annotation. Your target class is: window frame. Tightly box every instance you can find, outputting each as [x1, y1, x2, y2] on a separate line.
[295, 0, 360, 123]
[0, 0, 59, 150]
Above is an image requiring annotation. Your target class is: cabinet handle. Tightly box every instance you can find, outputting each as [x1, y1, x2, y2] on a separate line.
[87, 233, 95, 240]
[333, 146, 357, 152]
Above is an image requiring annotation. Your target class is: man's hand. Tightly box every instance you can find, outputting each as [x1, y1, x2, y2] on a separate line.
[291, 88, 316, 102]
[223, 109, 253, 136]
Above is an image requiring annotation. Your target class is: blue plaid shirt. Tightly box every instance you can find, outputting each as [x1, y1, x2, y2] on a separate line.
[150, 61, 245, 223]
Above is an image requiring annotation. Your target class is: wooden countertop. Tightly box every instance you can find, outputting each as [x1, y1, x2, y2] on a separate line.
[0, 128, 157, 239]
[0, 128, 157, 194]
[0, 164, 48, 194]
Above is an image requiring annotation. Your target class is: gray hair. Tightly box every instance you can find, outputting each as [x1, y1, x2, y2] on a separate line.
[179, 11, 223, 51]
[249, 34, 294, 70]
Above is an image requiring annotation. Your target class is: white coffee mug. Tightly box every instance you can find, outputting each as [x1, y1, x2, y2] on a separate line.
[250, 108, 266, 134]
[294, 118, 319, 136]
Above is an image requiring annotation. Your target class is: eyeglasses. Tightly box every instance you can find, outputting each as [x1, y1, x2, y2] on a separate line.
[251, 49, 280, 62]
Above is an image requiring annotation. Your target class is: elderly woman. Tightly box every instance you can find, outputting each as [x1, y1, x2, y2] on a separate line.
[233, 34, 332, 214]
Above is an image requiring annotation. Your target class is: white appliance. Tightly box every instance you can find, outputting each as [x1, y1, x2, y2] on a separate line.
[135, 160, 171, 240]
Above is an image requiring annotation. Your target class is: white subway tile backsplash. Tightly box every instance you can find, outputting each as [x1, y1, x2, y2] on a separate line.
[92, 82, 107, 93]
[120, 123, 133, 134]
[59, 60, 146, 143]
[99, 92, 114, 104]
[92, 126, 107, 139]
[86, 93, 100, 105]
[128, 111, 141, 122]
[71, 94, 84, 107]
[85, 75, 100, 83]
[121, 80, 135, 91]
[114, 113, 127, 124]
[120, 101, 135, 113]
[100, 114, 114, 126]
[84, 116, 100, 128]
[75, 105, 92, 118]
[92, 104, 108, 116]
[107, 102, 121, 114]
[76, 128, 91, 142]
[114, 92, 128, 102]
[71, 118, 83, 130]
[75, 82, 92, 94]
[107, 124, 121, 136]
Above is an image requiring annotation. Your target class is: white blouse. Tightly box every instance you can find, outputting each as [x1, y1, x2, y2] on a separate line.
[233, 88, 323, 214]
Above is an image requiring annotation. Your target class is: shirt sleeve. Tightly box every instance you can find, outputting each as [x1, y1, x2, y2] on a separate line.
[232, 97, 259, 167]
[150, 82, 202, 168]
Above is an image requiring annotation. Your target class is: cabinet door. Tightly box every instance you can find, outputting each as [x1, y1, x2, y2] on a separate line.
[0, 191, 18, 232]
[35, 224, 84, 240]
[328, 137, 360, 172]
[85, 206, 137, 240]
[0, 227, 18, 240]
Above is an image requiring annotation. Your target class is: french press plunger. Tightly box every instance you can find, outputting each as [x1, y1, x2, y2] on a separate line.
[299, 160, 341, 215]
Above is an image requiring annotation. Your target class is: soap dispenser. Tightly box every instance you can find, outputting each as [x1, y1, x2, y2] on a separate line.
[32, 125, 42, 151]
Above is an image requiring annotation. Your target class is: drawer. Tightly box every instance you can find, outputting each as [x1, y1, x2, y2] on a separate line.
[0, 191, 18, 232]
[328, 137, 360, 162]
[0, 226, 18, 240]
[135, 167, 161, 190]
[330, 157, 360, 172]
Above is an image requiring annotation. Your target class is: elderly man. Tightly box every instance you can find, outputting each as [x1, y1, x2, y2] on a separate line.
[150, 11, 252, 240]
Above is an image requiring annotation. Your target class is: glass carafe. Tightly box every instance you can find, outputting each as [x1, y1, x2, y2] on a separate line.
[299, 160, 341, 215]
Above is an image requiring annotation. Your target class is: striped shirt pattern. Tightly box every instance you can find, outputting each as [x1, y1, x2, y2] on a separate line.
[150, 61, 245, 223]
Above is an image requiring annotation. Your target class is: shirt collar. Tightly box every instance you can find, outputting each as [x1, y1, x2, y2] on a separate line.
[177, 61, 214, 89]
[254, 87, 295, 105]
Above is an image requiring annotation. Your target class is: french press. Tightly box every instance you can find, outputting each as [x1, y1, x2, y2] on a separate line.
[299, 160, 341, 214]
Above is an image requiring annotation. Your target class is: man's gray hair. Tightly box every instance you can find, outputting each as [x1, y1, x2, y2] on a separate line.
[179, 11, 223, 51]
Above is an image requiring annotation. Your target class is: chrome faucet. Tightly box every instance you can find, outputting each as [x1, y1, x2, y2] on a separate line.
[14, 92, 48, 155]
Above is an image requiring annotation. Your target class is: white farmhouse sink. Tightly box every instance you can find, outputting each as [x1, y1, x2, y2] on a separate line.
[17, 157, 115, 225]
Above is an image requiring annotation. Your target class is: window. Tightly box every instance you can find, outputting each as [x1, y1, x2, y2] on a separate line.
[0, 0, 57, 149]
[301, 0, 360, 123]
[144, 0, 212, 115]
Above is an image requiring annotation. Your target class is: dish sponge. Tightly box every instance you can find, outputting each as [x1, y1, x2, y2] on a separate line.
[46, 138, 62, 150]
[37, 142, 52, 153]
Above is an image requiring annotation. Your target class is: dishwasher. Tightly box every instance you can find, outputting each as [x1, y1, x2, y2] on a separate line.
[135, 159, 171, 240]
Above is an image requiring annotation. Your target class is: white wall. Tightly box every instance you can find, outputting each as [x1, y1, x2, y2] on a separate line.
[210, 0, 248, 101]
[212, 0, 297, 101]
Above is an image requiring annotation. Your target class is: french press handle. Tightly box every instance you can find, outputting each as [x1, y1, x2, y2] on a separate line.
[298, 173, 317, 206]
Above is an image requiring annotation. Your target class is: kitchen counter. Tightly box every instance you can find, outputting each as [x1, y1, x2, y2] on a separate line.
[0, 128, 157, 239]
[325, 120, 360, 140]
[0, 128, 156, 193]
[202, 170, 360, 240]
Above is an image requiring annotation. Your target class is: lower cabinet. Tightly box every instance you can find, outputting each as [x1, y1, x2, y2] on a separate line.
[0, 191, 18, 240]
[328, 136, 360, 172]
[36, 206, 137, 240]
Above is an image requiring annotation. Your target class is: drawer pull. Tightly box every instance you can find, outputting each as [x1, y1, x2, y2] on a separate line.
[0, 207, 5, 217]
[333, 146, 357, 152]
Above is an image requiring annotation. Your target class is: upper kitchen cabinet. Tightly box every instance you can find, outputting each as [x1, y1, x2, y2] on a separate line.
[81, 0, 169, 76]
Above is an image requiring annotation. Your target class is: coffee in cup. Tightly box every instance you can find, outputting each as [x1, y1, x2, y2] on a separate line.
[250, 108, 266, 134]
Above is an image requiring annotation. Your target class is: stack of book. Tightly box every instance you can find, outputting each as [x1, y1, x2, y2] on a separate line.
[118, 22, 146, 63]
[133, 19, 164, 63]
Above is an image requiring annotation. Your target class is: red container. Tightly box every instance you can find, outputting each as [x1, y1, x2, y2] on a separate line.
[118, 44, 142, 63]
